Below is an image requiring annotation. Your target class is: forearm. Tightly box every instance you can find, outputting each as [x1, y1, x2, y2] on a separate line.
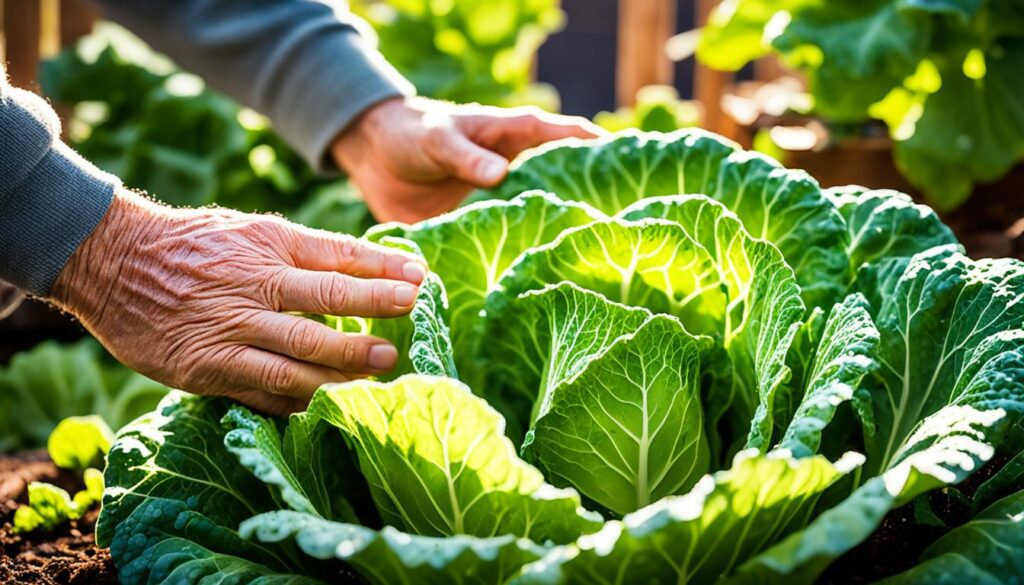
[91, 0, 415, 171]
[0, 71, 118, 297]
[48, 189, 156, 322]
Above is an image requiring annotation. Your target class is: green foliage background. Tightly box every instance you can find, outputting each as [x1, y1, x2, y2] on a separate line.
[698, 0, 1024, 210]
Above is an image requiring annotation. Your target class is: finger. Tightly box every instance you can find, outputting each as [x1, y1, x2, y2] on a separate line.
[270, 267, 418, 317]
[288, 227, 427, 284]
[457, 107, 605, 159]
[228, 345, 354, 401]
[424, 123, 510, 187]
[243, 311, 399, 373]
[512, 110, 605, 142]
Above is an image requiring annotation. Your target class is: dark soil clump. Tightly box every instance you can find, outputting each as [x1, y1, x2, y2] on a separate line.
[943, 169, 1024, 261]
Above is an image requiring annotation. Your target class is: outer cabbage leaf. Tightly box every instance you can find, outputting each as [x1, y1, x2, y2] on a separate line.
[222, 407, 366, 524]
[308, 375, 602, 543]
[98, 393, 326, 584]
[731, 405, 1013, 583]
[972, 428, 1024, 510]
[108, 498, 324, 585]
[242, 510, 547, 585]
[366, 191, 603, 384]
[104, 387, 559, 585]
[527, 315, 712, 515]
[861, 246, 1024, 476]
[477, 130, 848, 309]
[99, 394, 280, 544]
[513, 450, 864, 585]
[824, 186, 958, 276]
[726, 474, 895, 585]
[779, 293, 880, 457]
[731, 243, 1024, 580]
[880, 489, 1024, 585]
[104, 390, 554, 585]
[732, 247, 1024, 583]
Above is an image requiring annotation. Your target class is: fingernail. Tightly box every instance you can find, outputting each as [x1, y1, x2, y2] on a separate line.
[481, 159, 506, 183]
[394, 284, 417, 306]
[368, 345, 398, 370]
[402, 261, 427, 284]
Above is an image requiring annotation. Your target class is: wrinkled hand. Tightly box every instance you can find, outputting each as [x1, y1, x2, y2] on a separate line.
[49, 190, 427, 416]
[332, 96, 603, 223]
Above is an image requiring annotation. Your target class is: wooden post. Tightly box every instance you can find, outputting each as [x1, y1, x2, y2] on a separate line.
[694, 0, 732, 136]
[59, 0, 96, 47]
[55, 0, 97, 132]
[39, 0, 60, 58]
[4, 0, 42, 90]
[616, 0, 675, 107]
[0, 0, 6, 65]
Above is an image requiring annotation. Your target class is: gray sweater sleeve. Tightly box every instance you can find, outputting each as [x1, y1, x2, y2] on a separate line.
[0, 72, 119, 296]
[92, 0, 416, 171]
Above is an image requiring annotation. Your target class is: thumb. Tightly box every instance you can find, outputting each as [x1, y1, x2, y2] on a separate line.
[426, 125, 509, 187]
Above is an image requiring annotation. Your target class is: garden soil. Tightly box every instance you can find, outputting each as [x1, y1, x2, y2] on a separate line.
[944, 175, 1024, 261]
[0, 451, 117, 584]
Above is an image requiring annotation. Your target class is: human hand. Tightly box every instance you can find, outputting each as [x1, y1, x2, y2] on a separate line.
[49, 189, 427, 416]
[331, 96, 604, 223]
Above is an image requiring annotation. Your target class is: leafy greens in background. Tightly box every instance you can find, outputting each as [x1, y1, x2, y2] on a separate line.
[0, 337, 169, 451]
[349, 0, 564, 110]
[12, 416, 111, 534]
[697, 0, 1024, 211]
[594, 85, 701, 133]
[99, 129, 1024, 584]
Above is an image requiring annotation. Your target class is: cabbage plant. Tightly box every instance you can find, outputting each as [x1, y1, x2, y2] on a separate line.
[98, 130, 1024, 584]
